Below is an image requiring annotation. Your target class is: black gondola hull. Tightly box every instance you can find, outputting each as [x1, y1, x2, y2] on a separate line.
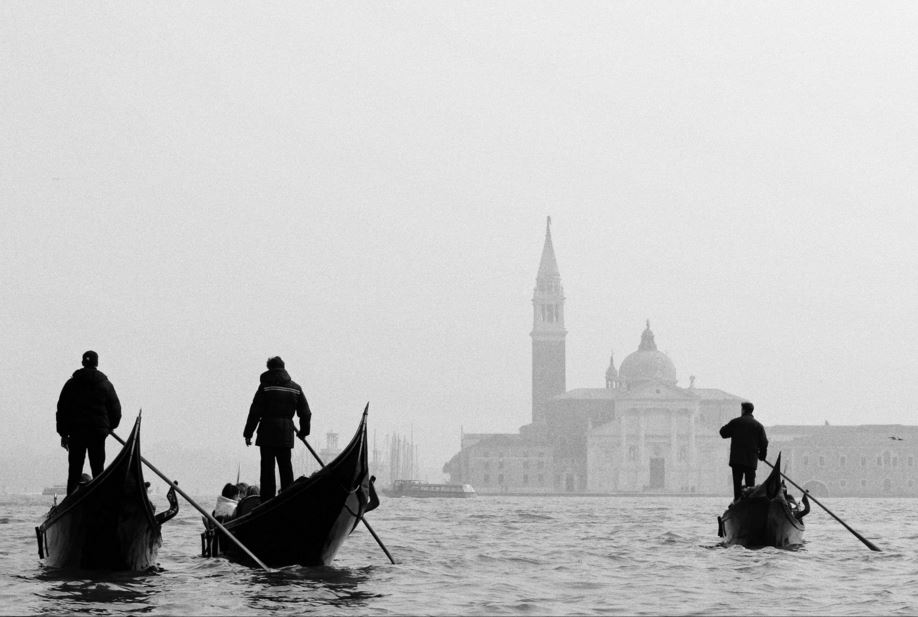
[203, 409, 373, 568]
[37, 416, 163, 570]
[718, 454, 805, 549]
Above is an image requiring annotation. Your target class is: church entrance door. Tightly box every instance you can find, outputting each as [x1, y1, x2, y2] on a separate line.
[649, 457, 665, 490]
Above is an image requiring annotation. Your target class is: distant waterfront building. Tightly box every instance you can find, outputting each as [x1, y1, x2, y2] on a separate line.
[767, 425, 918, 497]
[442, 218, 918, 497]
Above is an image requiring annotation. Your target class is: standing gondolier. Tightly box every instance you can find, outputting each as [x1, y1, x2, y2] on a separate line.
[56, 350, 122, 495]
[719, 401, 768, 501]
[243, 356, 311, 500]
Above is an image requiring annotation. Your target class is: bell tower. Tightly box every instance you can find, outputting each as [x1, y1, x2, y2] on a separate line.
[531, 216, 567, 424]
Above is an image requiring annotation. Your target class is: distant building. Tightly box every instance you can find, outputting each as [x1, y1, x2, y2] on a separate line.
[768, 425, 918, 497]
[443, 218, 918, 497]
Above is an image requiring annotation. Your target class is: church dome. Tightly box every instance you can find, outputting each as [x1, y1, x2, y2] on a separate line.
[618, 321, 677, 386]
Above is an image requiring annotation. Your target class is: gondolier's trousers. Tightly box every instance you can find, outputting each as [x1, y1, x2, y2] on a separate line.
[259, 445, 293, 499]
[67, 430, 107, 495]
[731, 465, 756, 501]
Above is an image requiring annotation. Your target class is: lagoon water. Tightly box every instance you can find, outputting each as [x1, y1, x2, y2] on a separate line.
[2, 493, 916, 615]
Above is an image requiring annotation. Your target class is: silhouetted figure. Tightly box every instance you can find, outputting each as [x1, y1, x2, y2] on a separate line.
[719, 401, 768, 501]
[243, 356, 311, 500]
[56, 350, 122, 495]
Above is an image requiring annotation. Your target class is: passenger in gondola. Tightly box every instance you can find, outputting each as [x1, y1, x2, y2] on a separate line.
[719, 401, 769, 502]
[243, 356, 312, 500]
[235, 484, 262, 517]
[56, 350, 122, 496]
[213, 482, 239, 522]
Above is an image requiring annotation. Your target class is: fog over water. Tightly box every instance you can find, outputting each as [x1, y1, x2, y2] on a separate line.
[2, 3, 917, 491]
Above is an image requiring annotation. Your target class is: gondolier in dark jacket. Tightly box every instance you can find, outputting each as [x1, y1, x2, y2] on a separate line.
[56, 350, 122, 495]
[719, 401, 768, 501]
[243, 356, 311, 500]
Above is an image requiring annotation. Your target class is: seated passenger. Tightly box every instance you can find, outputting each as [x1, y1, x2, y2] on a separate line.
[213, 482, 239, 522]
[228, 484, 258, 517]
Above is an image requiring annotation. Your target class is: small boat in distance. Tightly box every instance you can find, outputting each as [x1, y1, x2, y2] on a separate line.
[41, 485, 67, 496]
[35, 414, 178, 570]
[717, 453, 809, 549]
[384, 479, 476, 498]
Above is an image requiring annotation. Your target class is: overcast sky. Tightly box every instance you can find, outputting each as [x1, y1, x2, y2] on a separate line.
[2, 2, 917, 483]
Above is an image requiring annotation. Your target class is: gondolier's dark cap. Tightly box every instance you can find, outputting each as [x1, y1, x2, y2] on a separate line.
[741, 401, 754, 414]
[267, 356, 285, 369]
[81, 350, 98, 368]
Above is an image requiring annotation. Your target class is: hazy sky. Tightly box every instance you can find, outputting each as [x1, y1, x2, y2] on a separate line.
[3, 2, 917, 482]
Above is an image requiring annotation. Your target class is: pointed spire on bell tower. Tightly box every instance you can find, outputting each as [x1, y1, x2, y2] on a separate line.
[531, 216, 566, 424]
[537, 216, 560, 280]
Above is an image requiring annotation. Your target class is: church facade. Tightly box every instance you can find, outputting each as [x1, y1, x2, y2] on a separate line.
[444, 218, 743, 495]
[443, 219, 918, 497]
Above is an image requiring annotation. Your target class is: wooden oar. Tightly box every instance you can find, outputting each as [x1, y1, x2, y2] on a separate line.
[762, 458, 881, 552]
[298, 433, 396, 564]
[109, 430, 274, 571]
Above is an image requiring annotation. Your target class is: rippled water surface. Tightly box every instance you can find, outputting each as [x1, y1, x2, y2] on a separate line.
[3, 493, 916, 615]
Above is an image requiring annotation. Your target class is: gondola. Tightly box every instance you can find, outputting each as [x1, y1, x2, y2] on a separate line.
[717, 453, 808, 549]
[201, 407, 378, 567]
[35, 414, 178, 570]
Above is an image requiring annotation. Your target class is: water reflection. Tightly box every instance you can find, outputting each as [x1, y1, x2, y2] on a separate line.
[31, 568, 161, 614]
[244, 565, 382, 611]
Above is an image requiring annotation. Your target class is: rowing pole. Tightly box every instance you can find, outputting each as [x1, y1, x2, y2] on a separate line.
[110, 428, 274, 571]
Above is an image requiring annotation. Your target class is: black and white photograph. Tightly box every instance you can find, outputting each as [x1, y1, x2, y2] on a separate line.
[2, 2, 917, 615]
